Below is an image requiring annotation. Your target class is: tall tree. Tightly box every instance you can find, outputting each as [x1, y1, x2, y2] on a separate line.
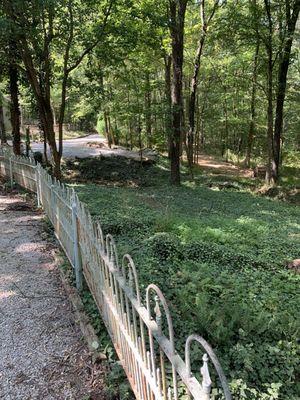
[57, 0, 114, 161]
[263, 0, 276, 184]
[187, 0, 221, 171]
[2, 0, 114, 177]
[244, 38, 260, 168]
[261, 0, 299, 183]
[273, 0, 300, 179]
[168, 0, 188, 185]
[8, 40, 21, 155]
[0, 93, 7, 145]
[163, 52, 172, 157]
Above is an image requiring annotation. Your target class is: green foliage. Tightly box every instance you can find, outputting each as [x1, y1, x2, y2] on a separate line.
[74, 176, 300, 399]
[104, 363, 134, 400]
[146, 232, 182, 261]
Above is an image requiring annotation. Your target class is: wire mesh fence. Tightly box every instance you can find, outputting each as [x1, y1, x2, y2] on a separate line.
[0, 148, 231, 400]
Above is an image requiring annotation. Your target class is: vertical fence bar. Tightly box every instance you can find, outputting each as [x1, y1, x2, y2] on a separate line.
[35, 165, 41, 208]
[72, 190, 83, 291]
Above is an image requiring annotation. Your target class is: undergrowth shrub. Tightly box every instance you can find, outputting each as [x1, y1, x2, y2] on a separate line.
[75, 180, 300, 399]
[183, 240, 274, 270]
[65, 156, 169, 186]
[146, 232, 182, 261]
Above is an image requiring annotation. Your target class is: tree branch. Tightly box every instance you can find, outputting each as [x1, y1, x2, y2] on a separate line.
[66, 0, 114, 74]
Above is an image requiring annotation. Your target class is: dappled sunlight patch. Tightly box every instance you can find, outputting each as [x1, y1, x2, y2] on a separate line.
[288, 232, 300, 239]
[0, 273, 20, 283]
[176, 223, 192, 240]
[236, 216, 259, 224]
[201, 227, 232, 244]
[0, 289, 16, 300]
[286, 221, 300, 229]
[182, 180, 196, 189]
[15, 242, 44, 253]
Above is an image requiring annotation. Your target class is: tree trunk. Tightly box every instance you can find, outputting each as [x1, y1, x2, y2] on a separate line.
[43, 132, 48, 163]
[266, 48, 275, 184]
[58, 76, 68, 157]
[194, 94, 200, 163]
[169, 0, 188, 185]
[19, 37, 61, 177]
[114, 118, 119, 145]
[273, 1, 300, 180]
[145, 72, 152, 148]
[187, 0, 219, 170]
[224, 98, 229, 161]
[108, 115, 115, 146]
[0, 103, 7, 145]
[104, 110, 111, 147]
[126, 119, 130, 149]
[45, 107, 61, 177]
[244, 40, 259, 168]
[129, 119, 133, 150]
[264, 0, 275, 184]
[181, 78, 188, 158]
[187, 31, 206, 171]
[163, 54, 172, 158]
[8, 61, 21, 155]
[25, 126, 30, 156]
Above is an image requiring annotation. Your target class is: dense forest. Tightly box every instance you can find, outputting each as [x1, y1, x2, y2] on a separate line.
[0, 0, 299, 182]
[0, 1, 300, 399]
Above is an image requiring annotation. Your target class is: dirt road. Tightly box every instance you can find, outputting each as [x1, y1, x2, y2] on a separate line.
[0, 189, 104, 399]
[31, 134, 156, 161]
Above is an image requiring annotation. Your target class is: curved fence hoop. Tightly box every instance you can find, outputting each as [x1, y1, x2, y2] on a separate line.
[105, 233, 119, 270]
[122, 254, 141, 305]
[185, 334, 232, 400]
[146, 284, 179, 399]
[146, 284, 175, 349]
[96, 222, 105, 251]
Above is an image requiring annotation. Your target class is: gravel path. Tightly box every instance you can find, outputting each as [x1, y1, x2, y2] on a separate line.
[0, 189, 105, 399]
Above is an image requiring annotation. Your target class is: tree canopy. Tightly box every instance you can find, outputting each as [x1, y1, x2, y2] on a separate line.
[1, 0, 299, 181]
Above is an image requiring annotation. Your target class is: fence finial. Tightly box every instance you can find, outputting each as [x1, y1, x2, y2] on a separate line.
[201, 354, 212, 395]
[185, 334, 232, 400]
[154, 295, 162, 334]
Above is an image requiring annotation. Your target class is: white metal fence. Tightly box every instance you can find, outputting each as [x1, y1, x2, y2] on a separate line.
[0, 148, 232, 400]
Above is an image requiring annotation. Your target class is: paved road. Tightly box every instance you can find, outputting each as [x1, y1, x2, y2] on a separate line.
[31, 134, 156, 161]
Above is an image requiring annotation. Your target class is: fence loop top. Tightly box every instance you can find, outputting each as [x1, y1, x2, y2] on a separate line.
[122, 254, 141, 305]
[96, 222, 105, 251]
[146, 284, 175, 352]
[185, 334, 232, 400]
[106, 233, 119, 270]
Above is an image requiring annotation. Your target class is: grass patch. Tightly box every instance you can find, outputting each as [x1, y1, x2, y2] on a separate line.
[69, 156, 300, 399]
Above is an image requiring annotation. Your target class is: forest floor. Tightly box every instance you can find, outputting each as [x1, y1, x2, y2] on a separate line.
[70, 154, 300, 399]
[0, 185, 105, 400]
[196, 153, 253, 177]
